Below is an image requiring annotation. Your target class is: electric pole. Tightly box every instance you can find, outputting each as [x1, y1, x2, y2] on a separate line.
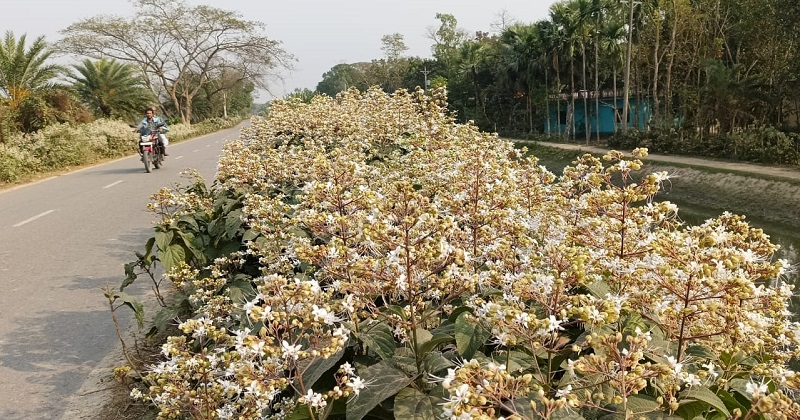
[420, 66, 431, 90]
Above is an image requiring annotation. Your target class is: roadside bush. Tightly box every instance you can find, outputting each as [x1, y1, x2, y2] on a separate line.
[729, 126, 800, 165]
[0, 117, 242, 185]
[122, 87, 800, 419]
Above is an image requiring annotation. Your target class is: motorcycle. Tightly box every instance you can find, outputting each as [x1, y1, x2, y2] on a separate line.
[138, 123, 166, 173]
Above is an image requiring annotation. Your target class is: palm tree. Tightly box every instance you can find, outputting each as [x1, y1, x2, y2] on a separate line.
[69, 58, 154, 119]
[0, 31, 64, 110]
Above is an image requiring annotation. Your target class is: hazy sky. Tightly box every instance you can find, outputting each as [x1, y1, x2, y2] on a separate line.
[0, 0, 559, 100]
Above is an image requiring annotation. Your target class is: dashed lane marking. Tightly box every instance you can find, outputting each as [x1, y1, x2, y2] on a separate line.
[13, 209, 56, 227]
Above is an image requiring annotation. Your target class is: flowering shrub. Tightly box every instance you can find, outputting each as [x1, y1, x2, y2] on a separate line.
[0, 117, 241, 184]
[127, 87, 800, 419]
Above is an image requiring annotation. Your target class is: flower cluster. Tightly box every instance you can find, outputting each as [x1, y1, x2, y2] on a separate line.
[132, 87, 800, 419]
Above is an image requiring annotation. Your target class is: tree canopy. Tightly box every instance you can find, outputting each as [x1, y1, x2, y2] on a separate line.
[58, 0, 293, 124]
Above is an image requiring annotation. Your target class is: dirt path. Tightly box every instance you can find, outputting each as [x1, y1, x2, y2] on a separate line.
[522, 140, 800, 182]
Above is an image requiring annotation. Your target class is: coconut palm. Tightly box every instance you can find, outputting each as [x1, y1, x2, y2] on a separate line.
[0, 31, 64, 110]
[69, 58, 154, 120]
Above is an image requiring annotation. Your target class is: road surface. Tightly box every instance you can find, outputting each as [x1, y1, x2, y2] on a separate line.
[0, 123, 245, 419]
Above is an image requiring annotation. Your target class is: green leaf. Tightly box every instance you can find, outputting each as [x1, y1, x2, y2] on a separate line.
[114, 292, 144, 330]
[391, 347, 418, 375]
[506, 349, 538, 372]
[175, 230, 205, 264]
[423, 352, 454, 375]
[716, 388, 747, 412]
[417, 333, 454, 355]
[224, 209, 243, 238]
[295, 347, 345, 390]
[242, 228, 259, 242]
[447, 306, 472, 323]
[675, 400, 708, 419]
[143, 237, 156, 263]
[681, 386, 731, 417]
[346, 360, 412, 420]
[159, 243, 186, 272]
[586, 280, 611, 298]
[454, 312, 489, 359]
[626, 394, 661, 415]
[355, 320, 396, 361]
[393, 386, 446, 420]
[148, 306, 182, 336]
[155, 229, 174, 251]
[121, 261, 137, 291]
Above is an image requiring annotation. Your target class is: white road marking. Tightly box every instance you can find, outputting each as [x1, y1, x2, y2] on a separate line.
[193, 149, 200, 152]
[205, 144, 211, 147]
[175, 156, 184, 160]
[13, 210, 56, 227]
[102, 180, 123, 189]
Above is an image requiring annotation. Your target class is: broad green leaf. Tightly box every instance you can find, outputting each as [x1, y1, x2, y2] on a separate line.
[417, 333, 453, 355]
[143, 237, 155, 263]
[717, 387, 750, 411]
[177, 215, 200, 232]
[356, 320, 396, 361]
[391, 347, 418, 375]
[506, 350, 538, 372]
[346, 360, 412, 420]
[675, 399, 708, 419]
[155, 229, 174, 251]
[423, 352, 454, 375]
[242, 228, 259, 242]
[447, 306, 472, 323]
[295, 347, 345, 389]
[626, 394, 661, 414]
[432, 320, 455, 336]
[550, 408, 587, 420]
[121, 261, 137, 291]
[224, 209, 243, 238]
[413, 328, 433, 349]
[681, 386, 730, 417]
[454, 312, 489, 359]
[175, 230, 205, 264]
[148, 306, 182, 336]
[586, 280, 611, 298]
[393, 386, 446, 420]
[159, 243, 186, 272]
[114, 292, 144, 330]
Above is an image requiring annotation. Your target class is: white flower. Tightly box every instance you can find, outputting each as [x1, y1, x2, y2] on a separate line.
[666, 356, 683, 375]
[303, 389, 327, 410]
[555, 385, 572, 398]
[312, 304, 338, 325]
[546, 315, 564, 332]
[347, 376, 366, 396]
[281, 340, 302, 360]
[340, 362, 355, 375]
[684, 373, 702, 387]
[745, 380, 768, 397]
[702, 362, 718, 379]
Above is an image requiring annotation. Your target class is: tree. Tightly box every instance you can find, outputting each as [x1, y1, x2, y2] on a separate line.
[380, 33, 408, 61]
[58, 0, 293, 125]
[316, 63, 367, 97]
[0, 31, 64, 111]
[427, 13, 469, 81]
[69, 58, 154, 120]
[0, 31, 66, 134]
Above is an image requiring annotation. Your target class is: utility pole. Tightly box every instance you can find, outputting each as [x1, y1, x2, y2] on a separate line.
[420, 66, 431, 90]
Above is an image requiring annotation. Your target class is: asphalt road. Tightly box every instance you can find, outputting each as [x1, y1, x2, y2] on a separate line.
[0, 123, 246, 419]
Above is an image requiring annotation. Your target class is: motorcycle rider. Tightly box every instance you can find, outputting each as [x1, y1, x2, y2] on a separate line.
[138, 107, 170, 156]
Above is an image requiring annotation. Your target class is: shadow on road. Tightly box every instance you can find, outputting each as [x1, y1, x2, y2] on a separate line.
[0, 309, 117, 419]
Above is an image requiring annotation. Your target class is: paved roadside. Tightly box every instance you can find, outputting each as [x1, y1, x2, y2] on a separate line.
[515, 140, 800, 182]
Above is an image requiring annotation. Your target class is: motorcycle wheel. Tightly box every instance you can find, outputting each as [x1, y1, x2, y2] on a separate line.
[143, 150, 151, 173]
[154, 153, 161, 169]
